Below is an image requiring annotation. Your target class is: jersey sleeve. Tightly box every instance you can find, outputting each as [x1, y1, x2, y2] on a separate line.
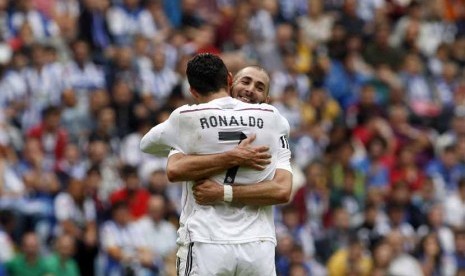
[275, 108, 292, 173]
[140, 109, 182, 157]
[276, 147, 292, 173]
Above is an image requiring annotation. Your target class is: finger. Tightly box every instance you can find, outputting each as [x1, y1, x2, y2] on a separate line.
[239, 134, 256, 146]
[254, 146, 270, 153]
[256, 159, 271, 165]
[250, 164, 266, 171]
[255, 153, 272, 160]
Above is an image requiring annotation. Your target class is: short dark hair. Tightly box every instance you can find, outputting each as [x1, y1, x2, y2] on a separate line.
[42, 105, 61, 118]
[186, 53, 229, 96]
[120, 165, 138, 179]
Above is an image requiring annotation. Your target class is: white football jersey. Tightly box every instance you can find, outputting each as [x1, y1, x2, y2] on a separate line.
[140, 97, 291, 245]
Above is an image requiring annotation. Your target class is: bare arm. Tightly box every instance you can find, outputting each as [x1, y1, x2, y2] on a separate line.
[192, 169, 292, 206]
[166, 134, 271, 182]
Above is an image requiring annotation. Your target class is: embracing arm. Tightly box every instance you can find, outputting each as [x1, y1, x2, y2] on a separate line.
[166, 134, 271, 182]
[140, 110, 181, 157]
[193, 168, 292, 206]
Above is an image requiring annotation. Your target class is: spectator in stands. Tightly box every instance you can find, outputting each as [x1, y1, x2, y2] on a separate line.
[386, 229, 423, 276]
[417, 204, 455, 254]
[110, 165, 150, 220]
[107, 0, 157, 45]
[444, 178, 465, 230]
[64, 40, 106, 106]
[53, 178, 97, 276]
[9, 0, 59, 41]
[452, 229, 465, 274]
[0, 209, 14, 266]
[326, 236, 372, 276]
[292, 161, 330, 234]
[370, 240, 394, 275]
[100, 201, 143, 275]
[85, 137, 121, 202]
[134, 195, 177, 274]
[27, 105, 68, 172]
[5, 232, 48, 276]
[275, 204, 315, 260]
[44, 234, 79, 276]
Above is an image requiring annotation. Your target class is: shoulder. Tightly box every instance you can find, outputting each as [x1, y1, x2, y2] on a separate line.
[176, 102, 219, 113]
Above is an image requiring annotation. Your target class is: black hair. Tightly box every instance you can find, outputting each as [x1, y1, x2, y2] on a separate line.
[120, 164, 138, 179]
[186, 53, 229, 96]
[111, 200, 129, 215]
[41, 105, 61, 118]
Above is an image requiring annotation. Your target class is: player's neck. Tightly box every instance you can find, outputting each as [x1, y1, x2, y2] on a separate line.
[201, 89, 230, 103]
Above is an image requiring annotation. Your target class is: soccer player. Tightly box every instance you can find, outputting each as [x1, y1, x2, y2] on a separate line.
[140, 54, 291, 275]
[167, 65, 292, 206]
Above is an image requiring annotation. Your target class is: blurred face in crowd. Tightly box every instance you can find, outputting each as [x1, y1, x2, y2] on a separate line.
[88, 140, 109, 163]
[282, 207, 299, 229]
[68, 179, 85, 202]
[22, 233, 40, 259]
[112, 81, 133, 105]
[403, 54, 423, 75]
[333, 208, 350, 230]
[368, 138, 386, 160]
[148, 170, 168, 193]
[288, 264, 307, 276]
[56, 235, 75, 259]
[97, 107, 115, 131]
[375, 24, 391, 47]
[152, 51, 166, 71]
[348, 241, 364, 262]
[0, 0, 7, 10]
[18, 0, 33, 11]
[423, 234, 441, 257]
[373, 241, 393, 268]
[427, 205, 444, 228]
[391, 182, 411, 204]
[23, 138, 43, 163]
[420, 178, 435, 202]
[455, 232, 465, 254]
[32, 45, 47, 68]
[360, 85, 376, 105]
[276, 234, 294, 257]
[124, 172, 140, 191]
[73, 41, 90, 65]
[308, 88, 326, 108]
[115, 47, 133, 69]
[113, 205, 131, 225]
[388, 206, 405, 227]
[364, 206, 378, 226]
[64, 144, 80, 164]
[89, 89, 110, 115]
[386, 230, 405, 256]
[305, 161, 326, 189]
[231, 67, 270, 104]
[62, 90, 77, 108]
[86, 169, 101, 193]
[124, 0, 139, 9]
[148, 195, 165, 223]
[44, 110, 62, 132]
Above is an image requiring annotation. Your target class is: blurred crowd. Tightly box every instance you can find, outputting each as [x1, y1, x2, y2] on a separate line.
[0, 0, 464, 275]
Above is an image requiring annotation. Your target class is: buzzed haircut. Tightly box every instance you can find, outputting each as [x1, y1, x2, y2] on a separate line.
[233, 65, 271, 93]
[186, 53, 229, 96]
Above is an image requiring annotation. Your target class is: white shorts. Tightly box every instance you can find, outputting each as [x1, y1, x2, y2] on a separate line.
[176, 241, 276, 276]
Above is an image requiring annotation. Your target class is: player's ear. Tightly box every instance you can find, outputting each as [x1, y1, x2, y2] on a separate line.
[189, 87, 200, 100]
[265, 96, 271, 104]
[227, 72, 233, 88]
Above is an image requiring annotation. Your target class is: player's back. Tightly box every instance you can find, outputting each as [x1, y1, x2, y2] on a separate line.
[177, 97, 287, 185]
[175, 96, 289, 245]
